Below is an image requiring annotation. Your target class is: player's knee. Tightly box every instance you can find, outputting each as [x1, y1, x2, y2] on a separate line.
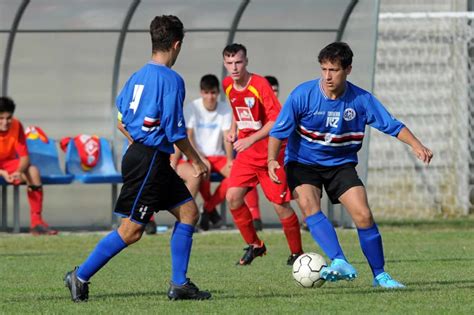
[121, 230, 143, 245]
[226, 193, 244, 209]
[353, 210, 374, 228]
[296, 196, 320, 213]
[273, 202, 294, 218]
[179, 207, 199, 225]
[118, 222, 144, 244]
[188, 210, 199, 225]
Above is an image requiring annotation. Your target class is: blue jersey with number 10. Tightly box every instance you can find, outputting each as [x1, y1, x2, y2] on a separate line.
[270, 79, 405, 167]
[116, 62, 187, 153]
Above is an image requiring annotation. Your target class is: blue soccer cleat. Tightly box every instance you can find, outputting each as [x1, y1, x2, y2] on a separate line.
[319, 266, 341, 282]
[330, 258, 358, 281]
[373, 272, 406, 289]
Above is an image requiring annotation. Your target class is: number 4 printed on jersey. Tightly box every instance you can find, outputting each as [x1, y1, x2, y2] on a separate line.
[129, 84, 144, 114]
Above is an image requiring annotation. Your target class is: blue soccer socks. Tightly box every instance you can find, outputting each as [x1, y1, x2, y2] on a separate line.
[357, 224, 385, 277]
[77, 230, 127, 282]
[170, 222, 195, 286]
[305, 211, 346, 261]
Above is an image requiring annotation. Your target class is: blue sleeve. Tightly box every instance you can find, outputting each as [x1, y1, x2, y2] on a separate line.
[365, 94, 405, 137]
[270, 93, 299, 139]
[161, 79, 187, 143]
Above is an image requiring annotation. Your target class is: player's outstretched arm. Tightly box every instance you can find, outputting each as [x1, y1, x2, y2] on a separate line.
[267, 136, 283, 183]
[175, 138, 208, 177]
[396, 127, 433, 165]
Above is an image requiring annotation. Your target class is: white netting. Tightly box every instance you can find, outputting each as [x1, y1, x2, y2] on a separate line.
[369, 11, 474, 219]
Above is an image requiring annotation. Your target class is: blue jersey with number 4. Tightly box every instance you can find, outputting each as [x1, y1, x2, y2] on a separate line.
[116, 62, 187, 153]
[270, 79, 404, 167]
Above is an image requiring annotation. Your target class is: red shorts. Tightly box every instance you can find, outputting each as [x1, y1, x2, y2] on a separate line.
[228, 157, 291, 204]
[179, 156, 227, 174]
[0, 158, 19, 173]
[206, 156, 227, 173]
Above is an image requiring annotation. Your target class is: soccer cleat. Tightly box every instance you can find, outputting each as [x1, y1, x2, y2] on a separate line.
[373, 272, 406, 289]
[199, 211, 210, 231]
[64, 266, 89, 302]
[330, 258, 358, 281]
[208, 209, 223, 229]
[237, 242, 267, 265]
[287, 252, 303, 266]
[319, 266, 341, 282]
[144, 220, 157, 235]
[30, 224, 58, 236]
[167, 279, 211, 300]
[253, 218, 263, 231]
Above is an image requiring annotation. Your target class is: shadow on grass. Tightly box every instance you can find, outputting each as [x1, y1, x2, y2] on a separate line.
[386, 257, 474, 263]
[9, 279, 474, 304]
[5, 289, 167, 304]
[349, 257, 474, 265]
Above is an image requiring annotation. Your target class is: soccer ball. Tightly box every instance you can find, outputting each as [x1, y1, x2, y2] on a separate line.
[292, 252, 327, 288]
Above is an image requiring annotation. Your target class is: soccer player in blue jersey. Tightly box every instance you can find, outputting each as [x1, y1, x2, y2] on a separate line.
[64, 15, 211, 302]
[268, 42, 433, 289]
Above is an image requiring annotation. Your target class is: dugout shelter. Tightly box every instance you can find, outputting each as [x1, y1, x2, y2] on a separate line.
[0, 0, 380, 230]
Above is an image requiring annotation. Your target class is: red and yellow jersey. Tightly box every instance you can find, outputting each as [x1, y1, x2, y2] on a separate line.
[0, 118, 28, 161]
[223, 74, 283, 166]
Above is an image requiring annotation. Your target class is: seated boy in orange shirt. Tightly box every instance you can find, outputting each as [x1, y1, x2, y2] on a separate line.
[0, 96, 57, 235]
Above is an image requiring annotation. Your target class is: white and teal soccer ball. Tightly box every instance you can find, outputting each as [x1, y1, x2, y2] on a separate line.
[292, 252, 327, 288]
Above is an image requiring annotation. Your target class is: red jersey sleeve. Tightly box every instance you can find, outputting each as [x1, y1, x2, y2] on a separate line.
[15, 122, 28, 157]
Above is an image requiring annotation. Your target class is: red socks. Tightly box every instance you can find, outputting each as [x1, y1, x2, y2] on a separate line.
[244, 187, 261, 220]
[27, 188, 44, 228]
[230, 203, 260, 245]
[203, 178, 228, 212]
[280, 212, 303, 254]
[199, 180, 211, 201]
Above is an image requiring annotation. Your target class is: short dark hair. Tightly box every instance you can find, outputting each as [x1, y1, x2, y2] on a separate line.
[0, 96, 16, 113]
[150, 15, 184, 53]
[222, 43, 247, 58]
[318, 42, 353, 69]
[200, 74, 219, 91]
[265, 75, 279, 87]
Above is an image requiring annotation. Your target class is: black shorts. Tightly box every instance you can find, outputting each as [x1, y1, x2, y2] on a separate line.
[114, 142, 192, 225]
[285, 162, 363, 204]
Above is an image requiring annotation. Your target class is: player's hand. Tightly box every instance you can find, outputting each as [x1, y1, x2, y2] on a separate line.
[233, 137, 253, 153]
[201, 157, 211, 180]
[3, 171, 22, 185]
[268, 159, 281, 184]
[226, 132, 236, 143]
[412, 145, 433, 165]
[191, 160, 209, 178]
[169, 154, 179, 170]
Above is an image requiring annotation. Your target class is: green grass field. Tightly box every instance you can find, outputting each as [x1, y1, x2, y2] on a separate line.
[1, 220, 473, 314]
